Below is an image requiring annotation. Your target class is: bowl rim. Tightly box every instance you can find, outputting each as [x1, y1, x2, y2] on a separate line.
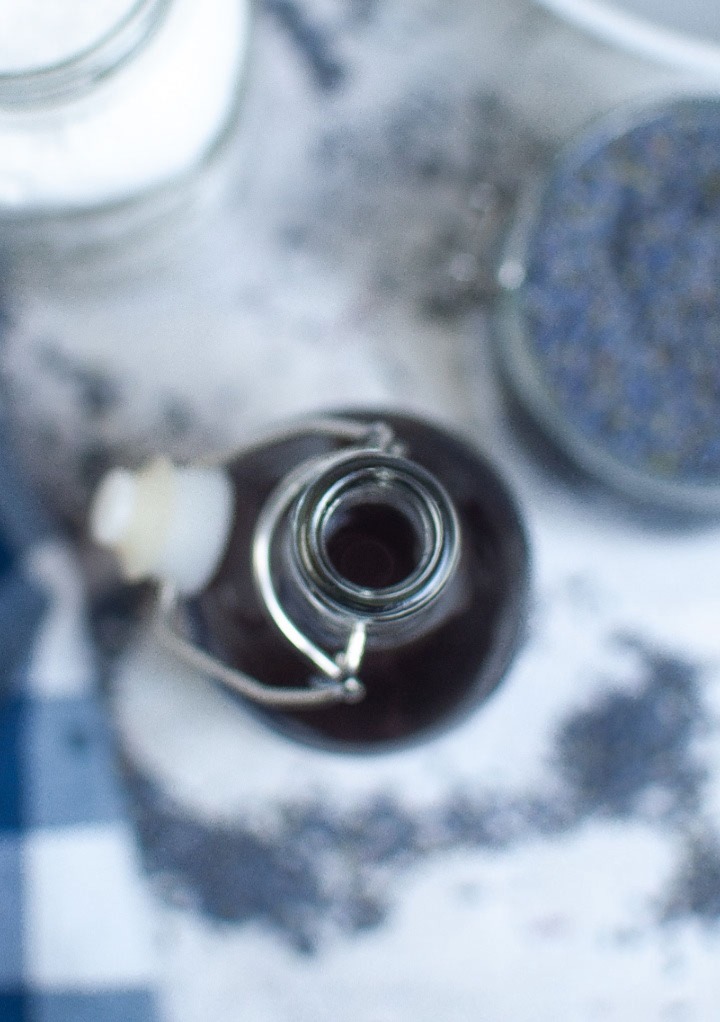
[534, 0, 720, 77]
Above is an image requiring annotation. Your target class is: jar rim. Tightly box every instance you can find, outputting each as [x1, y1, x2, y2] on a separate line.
[0, 0, 172, 107]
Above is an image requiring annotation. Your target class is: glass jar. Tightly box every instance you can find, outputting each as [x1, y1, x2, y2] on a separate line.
[496, 93, 720, 514]
[0, 0, 251, 245]
[0, 0, 252, 521]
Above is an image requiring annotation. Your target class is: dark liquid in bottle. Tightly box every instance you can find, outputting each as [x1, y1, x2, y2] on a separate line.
[325, 503, 421, 589]
[190, 412, 529, 750]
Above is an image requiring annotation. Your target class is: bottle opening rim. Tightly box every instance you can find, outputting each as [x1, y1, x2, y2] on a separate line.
[293, 452, 460, 621]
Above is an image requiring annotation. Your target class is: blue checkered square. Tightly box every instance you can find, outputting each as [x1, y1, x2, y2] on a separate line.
[0, 993, 25, 1022]
[29, 991, 157, 1022]
[0, 835, 23, 986]
[0, 696, 23, 833]
[22, 697, 126, 829]
[0, 577, 48, 697]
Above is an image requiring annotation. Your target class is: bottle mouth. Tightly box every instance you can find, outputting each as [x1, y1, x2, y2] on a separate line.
[293, 453, 460, 624]
[0, 0, 171, 107]
[324, 499, 423, 591]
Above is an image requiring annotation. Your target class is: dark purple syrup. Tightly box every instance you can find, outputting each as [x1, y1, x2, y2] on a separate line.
[324, 502, 421, 590]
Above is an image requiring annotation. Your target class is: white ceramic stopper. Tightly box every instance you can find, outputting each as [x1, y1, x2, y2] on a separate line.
[90, 457, 235, 594]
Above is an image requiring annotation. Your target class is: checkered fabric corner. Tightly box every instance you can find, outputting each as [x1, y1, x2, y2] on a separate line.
[0, 443, 158, 1022]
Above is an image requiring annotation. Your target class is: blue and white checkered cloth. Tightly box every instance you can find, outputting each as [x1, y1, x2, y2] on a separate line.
[0, 440, 158, 1021]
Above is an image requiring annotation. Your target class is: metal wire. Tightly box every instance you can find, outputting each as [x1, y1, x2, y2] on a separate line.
[156, 584, 364, 710]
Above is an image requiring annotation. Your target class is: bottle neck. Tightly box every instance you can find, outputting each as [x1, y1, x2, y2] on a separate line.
[266, 449, 462, 651]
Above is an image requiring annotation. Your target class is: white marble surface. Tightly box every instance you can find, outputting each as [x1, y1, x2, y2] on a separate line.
[2, 2, 720, 1020]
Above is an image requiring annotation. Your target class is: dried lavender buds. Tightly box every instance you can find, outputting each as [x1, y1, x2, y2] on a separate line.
[503, 98, 720, 508]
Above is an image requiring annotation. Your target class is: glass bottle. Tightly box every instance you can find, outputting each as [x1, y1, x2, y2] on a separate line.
[90, 410, 529, 749]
